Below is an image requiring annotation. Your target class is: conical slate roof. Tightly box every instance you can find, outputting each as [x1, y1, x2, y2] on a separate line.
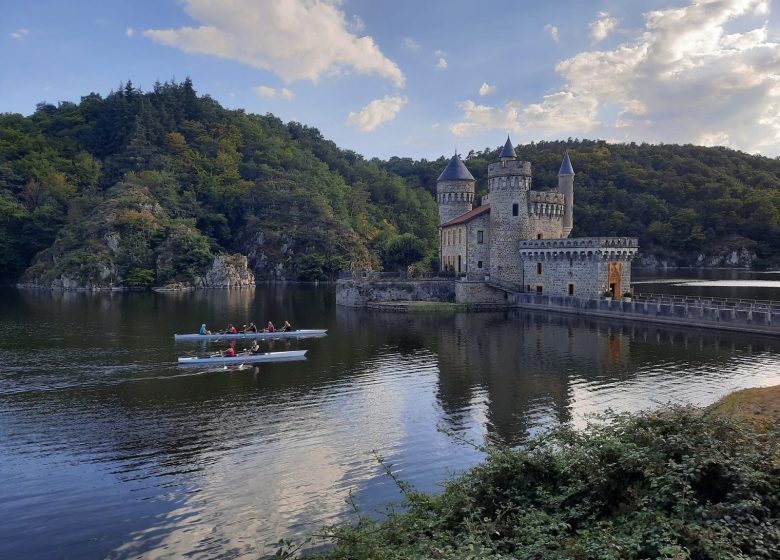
[558, 151, 574, 175]
[499, 136, 516, 159]
[437, 153, 475, 182]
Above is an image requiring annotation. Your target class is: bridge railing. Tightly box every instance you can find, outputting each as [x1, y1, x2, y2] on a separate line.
[632, 292, 780, 311]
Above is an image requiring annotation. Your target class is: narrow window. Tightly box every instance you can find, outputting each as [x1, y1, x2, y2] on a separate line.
[536, 285, 543, 293]
[459, 228, 462, 244]
[457, 255, 462, 273]
[568, 283, 575, 296]
[527, 284, 531, 292]
[477, 260, 483, 269]
[537, 262, 542, 275]
[537, 233, 543, 239]
[512, 203, 519, 216]
[477, 230, 484, 244]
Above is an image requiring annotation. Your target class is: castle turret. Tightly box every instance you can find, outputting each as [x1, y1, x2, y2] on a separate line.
[487, 136, 533, 286]
[499, 135, 516, 165]
[436, 153, 475, 225]
[558, 152, 574, 238]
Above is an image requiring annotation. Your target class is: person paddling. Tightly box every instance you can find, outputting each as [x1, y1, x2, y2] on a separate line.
[199, 323, 211, 335]
[245, 322, 258, 333]
[249, 340, 261, 354]
[227, 324, 238, 334]
[222, 346, 236, 357]
[265, 321, 275, 333]
[281, 320, 293, 332]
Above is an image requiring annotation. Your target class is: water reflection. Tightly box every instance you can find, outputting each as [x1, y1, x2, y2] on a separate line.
[1, 287, 780, 559]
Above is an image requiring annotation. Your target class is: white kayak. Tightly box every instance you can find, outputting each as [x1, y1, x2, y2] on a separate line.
[177, 349, 307, 365]
[174, 329, 326, 342]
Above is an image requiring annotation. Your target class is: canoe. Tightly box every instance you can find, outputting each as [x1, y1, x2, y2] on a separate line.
[174, 329, 326, 342]
[177, 349, 307, 365]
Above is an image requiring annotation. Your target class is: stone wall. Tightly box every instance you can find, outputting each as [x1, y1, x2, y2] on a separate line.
[465, 213, 490, 280]
[336, 279, 455, 307]
[455, 281, 509, 304]
[441, 223, 467, 274]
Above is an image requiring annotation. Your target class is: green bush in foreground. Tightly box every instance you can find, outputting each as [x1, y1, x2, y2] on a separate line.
[311, 408, 779, 560]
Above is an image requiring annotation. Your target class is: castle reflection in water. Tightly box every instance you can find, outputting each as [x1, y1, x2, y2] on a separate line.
[337, 306, 780, 444]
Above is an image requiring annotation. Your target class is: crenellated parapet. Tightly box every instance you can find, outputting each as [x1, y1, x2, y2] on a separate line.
[487, 160, 532, 177]
[519, 237, 639, 261]
[528, 191, 565, 218]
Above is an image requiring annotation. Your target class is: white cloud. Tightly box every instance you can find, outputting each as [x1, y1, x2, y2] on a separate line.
[436, 58, 448, 69]
[434, 49, 446, 57]
[125, 27, 135, 37]
[253, 85, 294, 100]
[346, 95, 407, 132]
[10, 28, 28, 40]
[449, 100, 522, 137]
[144, 0, 404, 87]
[590, 11, 618, 43]
[479, 82, 497, 96]
[254, 86, 277, 98]
[449, 93, 598, 137]
[402, 37, 420, 51]
[544, 24, 560, 43]
[449, 0, 780, 156]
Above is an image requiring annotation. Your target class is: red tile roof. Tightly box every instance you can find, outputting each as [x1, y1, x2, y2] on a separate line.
[442, 204, 490, 227]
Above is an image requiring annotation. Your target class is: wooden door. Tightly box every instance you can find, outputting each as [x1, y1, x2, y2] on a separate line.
[608, 262, 622, 297]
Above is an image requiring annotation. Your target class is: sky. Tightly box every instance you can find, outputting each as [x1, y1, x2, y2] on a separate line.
[2, 0, 780, 160]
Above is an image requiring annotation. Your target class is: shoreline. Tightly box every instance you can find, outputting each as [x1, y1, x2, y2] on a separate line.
[11, 280, 329, 292]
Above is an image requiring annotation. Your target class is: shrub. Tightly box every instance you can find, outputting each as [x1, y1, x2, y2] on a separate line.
[313, 408, 779, 560]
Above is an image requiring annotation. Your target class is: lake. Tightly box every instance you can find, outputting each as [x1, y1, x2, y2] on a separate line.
[2, 276, 780, 558]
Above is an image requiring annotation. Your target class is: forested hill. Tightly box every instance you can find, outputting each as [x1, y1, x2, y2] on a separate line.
[2, 81, 780, 288]
[0, 80, 438, 287]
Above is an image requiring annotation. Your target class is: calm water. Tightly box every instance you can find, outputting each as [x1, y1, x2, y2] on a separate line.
[2, 280, 780, 559]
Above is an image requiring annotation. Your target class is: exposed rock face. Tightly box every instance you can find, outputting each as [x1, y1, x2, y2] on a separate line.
[194, 254, 255, 288]
[243, 230, 295, 281]
[695, 248, 757, 268]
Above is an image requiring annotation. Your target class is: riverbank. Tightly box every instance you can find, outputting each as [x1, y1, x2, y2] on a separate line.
[708, 384, 780, 428]
[310, 386, 779, 560]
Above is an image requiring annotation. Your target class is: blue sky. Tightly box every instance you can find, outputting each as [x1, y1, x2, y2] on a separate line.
[2, 0, 779, 159]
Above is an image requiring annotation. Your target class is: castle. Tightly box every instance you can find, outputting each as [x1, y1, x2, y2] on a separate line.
[438, 137, 639, 300]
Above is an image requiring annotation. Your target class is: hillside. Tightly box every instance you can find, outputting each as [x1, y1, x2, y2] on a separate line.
[2, 80, 780, 288]
[0, 80, 437, 288]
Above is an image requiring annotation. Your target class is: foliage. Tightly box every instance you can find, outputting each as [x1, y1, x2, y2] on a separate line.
[0, 80, 437, 285]
[313, 408, 779, 560]
[126, 268, 155, 287]
[382, 233, 428, 271]
[3, 82, 780, 285]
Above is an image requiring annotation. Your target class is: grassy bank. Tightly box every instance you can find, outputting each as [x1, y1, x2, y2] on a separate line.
[303, 400, 779, 560]
[708, 385, 780, 429]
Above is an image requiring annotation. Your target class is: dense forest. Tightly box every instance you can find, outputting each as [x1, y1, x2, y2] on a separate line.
[1, 80, 780, 288]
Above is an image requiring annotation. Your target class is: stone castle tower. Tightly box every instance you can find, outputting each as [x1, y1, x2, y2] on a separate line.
[436, 153, 475, 225]
[487, 137, 533, 284]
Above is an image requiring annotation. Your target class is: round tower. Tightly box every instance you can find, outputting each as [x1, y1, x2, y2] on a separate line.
[488, 136, 533, 286]
[558, 152, 574, 238]
[436, 153, 475, 225]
